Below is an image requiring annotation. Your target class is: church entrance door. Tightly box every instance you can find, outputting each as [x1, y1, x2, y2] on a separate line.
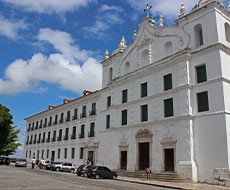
[164, 148, 174, 171]
[138, 142, 149, 170]
[120, 151, 127, 170]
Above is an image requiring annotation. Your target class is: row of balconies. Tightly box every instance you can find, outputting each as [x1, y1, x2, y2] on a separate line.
[27, 110, 96, 132]
[26, 132, 95, 145]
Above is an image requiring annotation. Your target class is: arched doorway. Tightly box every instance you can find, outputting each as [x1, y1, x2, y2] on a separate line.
[136, 129, 153, 170]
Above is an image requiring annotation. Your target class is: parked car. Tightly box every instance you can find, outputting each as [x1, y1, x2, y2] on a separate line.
[76, 164, 93, 177]
[0, 156, 10, 165]
[58, 162, 76, 173]
[86, 166, 117, 179]
[50, 162, 63, 171]
[15, 158, 27, 167]
[43, 160, 51, 170]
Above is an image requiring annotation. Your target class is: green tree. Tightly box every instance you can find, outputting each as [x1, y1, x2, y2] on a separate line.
[0, 104, 21, 156]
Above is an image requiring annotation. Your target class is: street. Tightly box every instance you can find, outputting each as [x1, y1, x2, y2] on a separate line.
[0, 165, 176, 190]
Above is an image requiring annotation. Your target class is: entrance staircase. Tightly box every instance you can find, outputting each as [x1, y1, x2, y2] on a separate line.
[117, 170, 191, 183]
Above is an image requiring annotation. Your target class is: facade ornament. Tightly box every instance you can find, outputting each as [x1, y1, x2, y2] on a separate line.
[148, 17, 155, 26]
[133, 30, 137, 39]
[179, 4, 186, 17]
[118, 36, 127, 50]
[104, 49, 109, 60]
[228, 1, 230, 12]
[158, 15, 164, 27]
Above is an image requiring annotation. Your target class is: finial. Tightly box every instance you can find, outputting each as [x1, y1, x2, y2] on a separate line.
[133, 30, 137, 39]
[118, 36, 127, 50]
[158, 15, 164, 27]
[179, 4, 186, 17]
[144, 4, 152, 18]
[104, 49, 109, 60]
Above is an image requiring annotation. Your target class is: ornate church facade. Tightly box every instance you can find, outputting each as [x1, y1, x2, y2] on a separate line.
[24, 0, 230, 183]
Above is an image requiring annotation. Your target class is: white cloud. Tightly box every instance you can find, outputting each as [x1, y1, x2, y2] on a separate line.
[83, 4, 124, 39]
[0, 29, 102, 95]
[1, 0, 96, 13]
[0, 15, 27, 40]
[38, 28, 90, 62]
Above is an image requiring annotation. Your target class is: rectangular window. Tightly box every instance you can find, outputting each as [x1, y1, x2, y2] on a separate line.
[81, 106, 87, 118]
[52, 130, 56, 142]
[141, 82, 148, 97]
[66, 110, 71, 122]
[57, 149, 61, 159]
[58, 129, 62, 141]
[164, 98, 174, 117]
[73, 108, 78, 120]
[141, 104, 148, 122]
[54, 115, 58, 125]
[196, 64, 207, 83]
[71, 148, 75, 159]
[121, 109, 127, 125]
[80, 147, 84, 159]
[71, 126, 76, 139]
[41, 150, 44, 158]
[90, 102, 96, 116]
[60, 113, 64, 123]
[79, 125, 85, 138]
[122, 89, 128, 103]
[106, 114, 110, 129]
[164, 73, 172, 91]
[197, 91, 209, 112]
[46, 149, 49, 159]
[107, 96, 111, 108]
[89, 122, 95, 137]
[64, 128, 69, 140]
[64, 148, 67, 159]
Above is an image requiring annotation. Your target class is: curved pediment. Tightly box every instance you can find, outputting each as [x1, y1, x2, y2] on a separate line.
[116, 17, 190, 77]
[135, 129, 153, 139]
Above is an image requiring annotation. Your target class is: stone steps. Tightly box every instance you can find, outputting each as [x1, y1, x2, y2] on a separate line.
[116, 170, 191, 183]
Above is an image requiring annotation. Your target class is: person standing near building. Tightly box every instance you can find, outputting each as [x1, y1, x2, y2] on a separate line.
[145, 167, 151, 180]
[31, 157, 36, 169]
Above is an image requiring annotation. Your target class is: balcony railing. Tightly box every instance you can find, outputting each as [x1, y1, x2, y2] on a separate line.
[80, 112, 87, 118]
[65, 117, 70, 122]
[63, 135, 69, 140]
[79, 133, 85, 139]
[71, 134, 76, 140]
[46, 138, 50, 143]
[59, 119, 63, 124]
[42, 139, 45, 143]
[57, 136, 62, 141]
[72, 115, 78, 120]
[88, 132, 95, 138]
[43, 123, 47, 128]
[39, 124, 42, 128]
[52, 137, 56, 142]
[37, 140, 40, 144]
[89, 110, 96, 116]
[48, 122, 52, 126]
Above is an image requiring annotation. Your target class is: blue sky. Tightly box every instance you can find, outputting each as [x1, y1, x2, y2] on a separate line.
[0, 0, 228, 157]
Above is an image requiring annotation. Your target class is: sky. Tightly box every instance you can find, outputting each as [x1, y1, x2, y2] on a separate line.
[0, 0, 229, 158]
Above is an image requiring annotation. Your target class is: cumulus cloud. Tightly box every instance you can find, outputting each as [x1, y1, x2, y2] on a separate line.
[38, 28, 90, 62]
[1, 0, 96, 13]
[0, 15, 27, 40]
[83, 4, 124, 39]
[0, 29, 102, 95]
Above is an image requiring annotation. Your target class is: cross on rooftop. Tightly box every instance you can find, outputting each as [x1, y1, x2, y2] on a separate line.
[144, 4, 152, 18]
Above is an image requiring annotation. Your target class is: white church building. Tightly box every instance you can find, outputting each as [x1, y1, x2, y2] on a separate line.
[24, 0, 230, 184]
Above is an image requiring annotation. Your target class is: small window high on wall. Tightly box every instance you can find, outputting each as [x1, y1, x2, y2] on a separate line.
[108, 67, 113, 84]
[225, 23, 230, 42]
[194, 24, 203, 47]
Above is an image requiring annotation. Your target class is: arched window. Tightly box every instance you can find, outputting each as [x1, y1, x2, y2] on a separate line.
[108, 67, 113, 84]
[124, 62, 130, 73]
[164, 41, 172, 55]
[194, 24, 203, 47]
[225, 22, 230, 42]
[141, 49, 149, 65]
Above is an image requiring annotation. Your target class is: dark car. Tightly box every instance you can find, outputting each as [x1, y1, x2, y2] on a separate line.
[76, 164, 93, 177]
[86, 166, 117, 179]
[0, 156, 10, 165]
[15, 158, 27, 167]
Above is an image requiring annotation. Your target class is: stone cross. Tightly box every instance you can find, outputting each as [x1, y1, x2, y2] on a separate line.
[144, 4, 152, 18]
